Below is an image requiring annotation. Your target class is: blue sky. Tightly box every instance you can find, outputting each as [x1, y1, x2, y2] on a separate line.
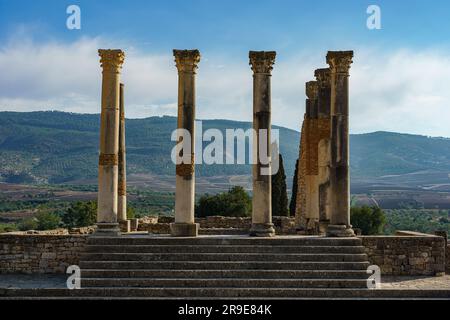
[1, 0, 450, 136]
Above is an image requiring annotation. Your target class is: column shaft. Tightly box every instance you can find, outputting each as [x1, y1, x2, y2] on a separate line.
[171, 49, 200, 237]
[117, 83, 130, 232]
[326, 51, 355, 237]
[315, 68, 332, 234]
[96, 49, 125, 236]
[249, 51, 276, 237]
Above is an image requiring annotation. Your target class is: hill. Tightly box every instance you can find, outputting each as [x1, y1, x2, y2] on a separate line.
[1, 111, 450, 189]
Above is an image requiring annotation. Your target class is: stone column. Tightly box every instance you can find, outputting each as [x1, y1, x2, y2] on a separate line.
[170, 49, 200, 237]
[326, 51, 355, 237]
[295, 115, 308, 231]
[249, 51, 276, 237]
[118, 83, 130, 233]
[96, 49, 125, 236]
[305, 81, 319, 233]
[315, 68, 332, 234]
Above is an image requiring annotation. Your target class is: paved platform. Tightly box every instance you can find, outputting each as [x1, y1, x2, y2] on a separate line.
[1, 274, 449, 290]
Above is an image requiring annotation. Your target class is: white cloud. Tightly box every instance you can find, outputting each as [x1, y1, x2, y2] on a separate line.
[1, 37, 450, 137]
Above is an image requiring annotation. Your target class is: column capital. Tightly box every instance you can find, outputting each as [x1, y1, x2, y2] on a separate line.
[326, 51, 353, 74]
[249, 51, 276, 74]
[173, 49, 201, 73]
[314, 68, 331, 88]
[306, 81, 318, 100]
[98, 49, 125, 71]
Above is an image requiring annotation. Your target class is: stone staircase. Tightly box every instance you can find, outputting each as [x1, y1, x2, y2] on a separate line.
[2, 236, 450, 299]
[74, 236, 372, 297]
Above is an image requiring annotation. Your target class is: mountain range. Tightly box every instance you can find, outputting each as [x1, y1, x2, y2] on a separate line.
[1, 111, 450, 190]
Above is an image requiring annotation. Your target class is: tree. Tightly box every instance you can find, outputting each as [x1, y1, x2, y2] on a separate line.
[36, 210, 61, 230]
[351, 206, 386, 235]
[18, 218, 38, 231]
[289, 158, 299, 217]
[272, 154, 289, 216]
[196, 186, 252, 218]
[63, 201, 97, 228]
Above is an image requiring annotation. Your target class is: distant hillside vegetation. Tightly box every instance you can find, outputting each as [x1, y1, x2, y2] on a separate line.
[1, 111, 450, 185]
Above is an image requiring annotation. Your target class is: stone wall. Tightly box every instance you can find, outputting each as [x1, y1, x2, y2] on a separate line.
[359, 233, 446, 276]
[137, 216, 297, 235]
[0, 235, 88, 274]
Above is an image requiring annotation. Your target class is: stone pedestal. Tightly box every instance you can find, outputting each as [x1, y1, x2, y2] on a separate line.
[95, 49, 125, 237]
[171, 49, 201, 237]
[249, 51, 276, 237]
[326, 51, 355, 237]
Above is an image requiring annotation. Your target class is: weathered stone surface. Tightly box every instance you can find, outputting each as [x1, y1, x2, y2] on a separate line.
[96, 49, 125, 236]
[0, 235, 88, 274]
[172, 49, 201, 237]
[249, 51, 276, 237]
[360, 235, 446, 276]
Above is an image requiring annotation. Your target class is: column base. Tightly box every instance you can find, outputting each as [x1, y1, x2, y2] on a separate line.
[250, 223, 275, 237]
[92, 223, 121, 237]
[319, 219, 330, 236]
[119, 220, 131, 233]
[170, 223, 199, 237]
[326, 224, 355, 237]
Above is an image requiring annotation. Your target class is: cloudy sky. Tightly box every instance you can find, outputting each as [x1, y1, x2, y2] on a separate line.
[1, 0, 450, 136]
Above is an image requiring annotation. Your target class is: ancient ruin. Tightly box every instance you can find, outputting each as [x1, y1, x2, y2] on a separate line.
[295, 51, 355, 237]
[95, 49, 125, 236]
[171, 49, 201, 237]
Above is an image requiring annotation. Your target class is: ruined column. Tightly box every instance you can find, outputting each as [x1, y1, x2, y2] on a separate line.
[249, 51, 276, 237]
[118, 83, 130, 233]
[96, 49, 125, 236]
[170, 49, 200, 237]
[326, 51, 355, 237]
[315, 68, 332, 234]
[305, 81, 320, 233]
[295, 116, 308, 231]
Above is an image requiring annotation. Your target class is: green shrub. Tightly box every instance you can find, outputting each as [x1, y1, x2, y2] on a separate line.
[351, 206, 386, 235]
[36, 211, 61, 230]
[63, 201, 97, 228]
[196, 186, 252, 218]
[0, 223, 18, 233]
[18, 218, 39, 231]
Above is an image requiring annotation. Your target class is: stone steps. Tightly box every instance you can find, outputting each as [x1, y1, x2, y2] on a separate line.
[84, 245, 366, 254]
[80, 278, 368, 288]
[81, 269, 370, 279]
[80, 253, 368, 262]
[72, 236, 377, 298]
[2, 288, 450, 299]
[86, 237, 362, 246]
[79, 260, 370, 270]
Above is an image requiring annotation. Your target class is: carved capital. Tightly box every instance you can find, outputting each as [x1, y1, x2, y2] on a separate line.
[326, 51, 353, 74]
[173, 49, 201, 73]
[314, 68, 331, 88]
[249, 51, 276, 74]
[306, 81, 318, 100]
[99, 49, 125, 72]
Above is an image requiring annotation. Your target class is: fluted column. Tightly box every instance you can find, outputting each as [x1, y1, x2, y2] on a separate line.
[96, 49, 125, 236]
[170, 49, 200, 237]
[315, 68, 332, 234]
[249, 51, 276, 237]
[326, 51, 355, 237]
[118, 83, 130, 232]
